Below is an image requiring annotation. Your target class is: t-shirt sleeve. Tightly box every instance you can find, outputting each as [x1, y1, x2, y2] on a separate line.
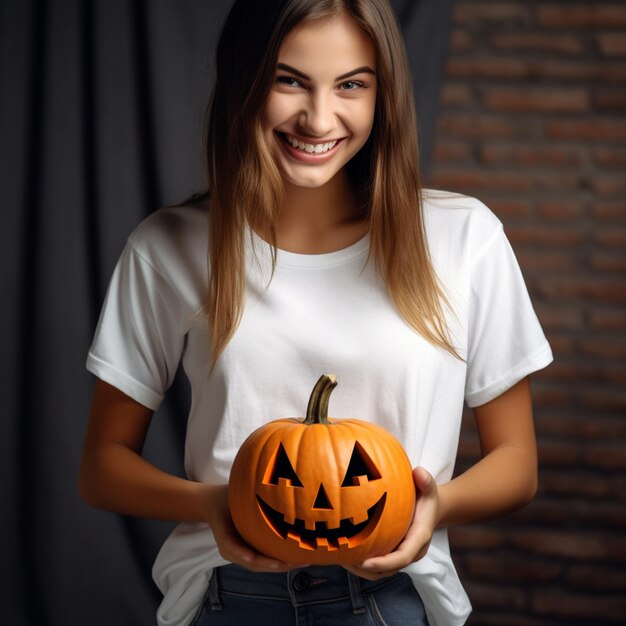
[464, 224, 553, 407]
[86, 243, 187, 410]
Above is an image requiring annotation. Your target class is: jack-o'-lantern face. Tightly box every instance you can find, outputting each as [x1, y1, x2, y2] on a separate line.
[229, 375, 416, 565]
[257, 440, 386, 551]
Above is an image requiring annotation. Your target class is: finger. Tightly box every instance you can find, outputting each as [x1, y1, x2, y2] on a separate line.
[413, 466, 435, 494]
[360, 532, 431, 572]
[220, 540, 294, 572]
[220, 542, 294, 572]
[343, 563, 392, 581]
[360, 551, 409, 573]
[214, 523, 257, 564]
[245, 554, 295, 572]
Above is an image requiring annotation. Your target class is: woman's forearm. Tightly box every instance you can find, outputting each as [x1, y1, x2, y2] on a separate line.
[79, 380, 220, 523]
[79, 442, 216, 522]
[437, 442, 537, 528]
[437, 378, 538, 528]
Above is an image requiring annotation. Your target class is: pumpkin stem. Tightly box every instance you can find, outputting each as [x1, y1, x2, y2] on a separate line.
[304, 374, 337, 425]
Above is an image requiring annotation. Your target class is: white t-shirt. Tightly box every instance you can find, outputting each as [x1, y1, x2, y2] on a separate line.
[87, 189, 553, 626]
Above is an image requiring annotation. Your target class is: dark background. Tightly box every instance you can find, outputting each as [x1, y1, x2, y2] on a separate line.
[2, 1, 624, 625]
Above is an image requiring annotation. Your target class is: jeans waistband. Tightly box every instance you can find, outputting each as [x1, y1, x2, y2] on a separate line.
[214, 564, 405, 610]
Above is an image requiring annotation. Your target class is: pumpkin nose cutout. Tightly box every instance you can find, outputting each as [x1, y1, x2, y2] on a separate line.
[312, 484, 333, 510]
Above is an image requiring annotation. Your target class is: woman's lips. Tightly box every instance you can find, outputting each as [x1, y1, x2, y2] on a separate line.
[277, 131, 345, 163]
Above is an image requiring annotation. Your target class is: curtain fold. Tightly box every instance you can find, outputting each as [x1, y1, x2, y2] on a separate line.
[0, 1, 454, 623]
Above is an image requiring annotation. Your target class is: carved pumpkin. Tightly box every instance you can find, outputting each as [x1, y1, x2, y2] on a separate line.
[228, 374, 416, 565]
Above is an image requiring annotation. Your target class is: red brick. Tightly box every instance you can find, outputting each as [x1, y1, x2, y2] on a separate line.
[490, 32, 585, 56]
[537, 5, 626, 28]
[533, 276, 626, 303]
[509, 529, 626, 561]
[597, 32, 626, 57]
[483, 87, 590, 113]
[449, 526, 505, 551]
[431, 140, 473, 164]
[439, 83, 475, 108]
[539, 469, 614, 499]
[539, 59, 626, 82]
[539, 361, 626, 386]
[577, 388, 626, 412]
[447, 58, 626, 83]
[589, 309, 626, 331]
[460, 553, 562, 583]
[546, 118, 626, 142]
[453, 2, 532, 25]
[429, 169, 532, 192]
[591, 200, 626, 220]
[532, 588, 626, 621]
[450, 29, 473, 52]
[616, 476, 626, 501]
[538, 412, 626, 438]
[592, 146, 626, 168]
[591, 175, 626, 196]
[582, 501, 626, 528]
[592, 228, 626, 248]
[446, 57, 531, 80]
[537, 440, 579, 466]
[585, 443, 626, 470]
[580, 337, 626, 359]
[589, 253, 626, 273]
[486, 198, 533, 219]
[533, 304, 584, 330]
[464, 581, 527, 611]
[516, 498, 626, 529]
[566, 564, 626, 591]
[542, 334, 575, 357]
[437, 113, 519, 138]
[434, 170, 582, 194]
[593, 90, 626, 112]
[517, 250, 578, 273]
[536, 201, 583, 220]
[507, 224, 584, 247]
[479, 143, 582, 167]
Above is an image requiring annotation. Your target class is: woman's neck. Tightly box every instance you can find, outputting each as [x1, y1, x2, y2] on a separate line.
[274, 172, 368, 254]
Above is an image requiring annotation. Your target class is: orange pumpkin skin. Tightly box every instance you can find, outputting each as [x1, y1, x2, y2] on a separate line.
[228, 375, 416, 565]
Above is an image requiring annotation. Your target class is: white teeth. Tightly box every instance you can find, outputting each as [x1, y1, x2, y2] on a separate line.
[285, 134, 338, 154]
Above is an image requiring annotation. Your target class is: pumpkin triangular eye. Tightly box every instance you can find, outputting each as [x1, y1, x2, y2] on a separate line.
[341, 442, 382, 486]
[263, 442, 303, 487]
[313, 484, 333, 510]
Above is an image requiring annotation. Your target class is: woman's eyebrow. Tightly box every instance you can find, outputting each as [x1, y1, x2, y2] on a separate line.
[276, 63, 376, 81]
[335, 66, 376, 81]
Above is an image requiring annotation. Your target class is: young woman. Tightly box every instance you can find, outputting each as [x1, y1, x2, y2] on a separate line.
[79, 1, 552, 624]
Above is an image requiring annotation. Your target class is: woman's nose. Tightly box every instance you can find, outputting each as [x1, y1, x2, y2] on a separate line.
[299, 93, 335, 137]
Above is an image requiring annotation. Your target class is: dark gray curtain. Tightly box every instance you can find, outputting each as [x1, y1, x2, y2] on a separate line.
[0, 1, 453, 624]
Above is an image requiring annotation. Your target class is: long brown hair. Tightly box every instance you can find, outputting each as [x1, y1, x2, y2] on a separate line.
[204, 0, 457, 368]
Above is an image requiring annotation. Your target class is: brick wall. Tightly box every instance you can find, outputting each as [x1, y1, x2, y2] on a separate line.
[425, 2, 626, 624]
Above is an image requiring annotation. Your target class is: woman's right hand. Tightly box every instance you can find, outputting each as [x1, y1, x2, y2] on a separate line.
[204, 484, 300, 573]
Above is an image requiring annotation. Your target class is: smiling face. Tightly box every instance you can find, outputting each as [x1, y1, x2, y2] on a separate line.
[262, 12, 377, 190]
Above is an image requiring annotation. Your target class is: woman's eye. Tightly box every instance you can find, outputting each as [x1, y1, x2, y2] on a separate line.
[339, 80, 365, 91]
[276, 76, 301, 88]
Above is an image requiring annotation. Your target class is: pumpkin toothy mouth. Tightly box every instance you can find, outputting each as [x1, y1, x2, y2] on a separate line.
[256, 493, 386, 551]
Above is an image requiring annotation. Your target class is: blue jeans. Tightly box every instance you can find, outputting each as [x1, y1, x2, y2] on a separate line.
[190, 564, 429, 625]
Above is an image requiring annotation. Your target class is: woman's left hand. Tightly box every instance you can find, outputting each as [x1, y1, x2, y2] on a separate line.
[344, 467, 440, 581]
